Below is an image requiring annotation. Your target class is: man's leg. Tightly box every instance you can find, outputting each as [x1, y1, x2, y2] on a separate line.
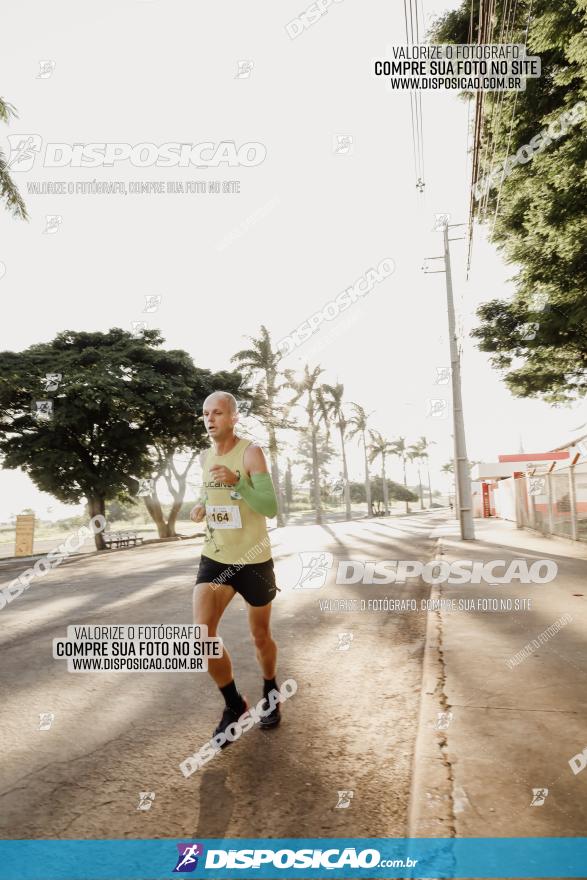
[248, 602, 277, 680]
[193, 580, 249, 746]
[248, 602, 281, 728]
[193, 581, 235, 687]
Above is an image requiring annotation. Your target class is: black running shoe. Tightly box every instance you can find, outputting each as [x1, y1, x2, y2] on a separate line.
[259, 695, 281, 729]
[212, 698, 249, 749]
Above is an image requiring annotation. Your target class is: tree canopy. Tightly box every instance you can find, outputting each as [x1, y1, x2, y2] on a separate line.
[0, 329, 244, 546]
[432, 0, 587, 402]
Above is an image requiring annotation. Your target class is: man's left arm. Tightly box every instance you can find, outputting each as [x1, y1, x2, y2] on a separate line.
[234, 445, 278, 518]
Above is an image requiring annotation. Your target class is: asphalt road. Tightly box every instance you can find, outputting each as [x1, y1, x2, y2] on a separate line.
[0, 512, 445, 840]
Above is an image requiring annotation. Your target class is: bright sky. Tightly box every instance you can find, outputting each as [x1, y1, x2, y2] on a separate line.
[0, 0, 584, 521]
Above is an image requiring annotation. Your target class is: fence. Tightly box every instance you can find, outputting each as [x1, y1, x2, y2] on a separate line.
[514, 461, 587, 542]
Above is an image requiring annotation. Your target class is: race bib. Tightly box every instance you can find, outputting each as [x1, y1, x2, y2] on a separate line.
[206, 505, 242, 529]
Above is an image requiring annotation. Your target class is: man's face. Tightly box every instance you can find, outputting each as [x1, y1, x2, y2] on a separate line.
[203, 396, 235, 440]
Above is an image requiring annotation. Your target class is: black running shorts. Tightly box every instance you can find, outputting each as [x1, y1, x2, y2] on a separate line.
[195, 554, 278, 607]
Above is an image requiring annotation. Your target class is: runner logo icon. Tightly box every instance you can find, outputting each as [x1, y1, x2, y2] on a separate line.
[173, 843, 203, 872]
[297, 552, 333, 588]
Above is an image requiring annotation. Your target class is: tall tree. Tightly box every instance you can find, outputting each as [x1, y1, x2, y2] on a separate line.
[321, 382, 352, 520]
[408, 442, 425, 510]
[417, 436, 436, 508]
[432, 1, 587, 403]
[348, 403, 374, 517]
[294, 432, 335, 503]
[408, 436, 437, 510]
[285, 365, 329, 524]
[142, 450, 198, 539]
[284, 458, 293, 513]
[390, 437, 411, 514]
[0, 329, 243, 549]
[231, 325, 290, 526]
[0, 97, 27, 219]
[367, 430, 394, 515]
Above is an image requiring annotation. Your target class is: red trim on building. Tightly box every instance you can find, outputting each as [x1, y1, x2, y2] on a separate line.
[498, 451, 570, 463]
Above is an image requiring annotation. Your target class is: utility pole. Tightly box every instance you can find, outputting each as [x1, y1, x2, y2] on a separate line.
[423, 221, 475, 540]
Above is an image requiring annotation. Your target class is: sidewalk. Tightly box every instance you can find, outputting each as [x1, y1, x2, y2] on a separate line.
[409, 517, 587, 839]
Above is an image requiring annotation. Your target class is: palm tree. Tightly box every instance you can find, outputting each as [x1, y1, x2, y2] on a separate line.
[231, 325, 289, 526]
[390, 437, 411, 514]
[408, 436, 437, 511]
[321, 382, 351, 520]
[294, 431, 335, 507]
[285, 364, 329, 524]
[417, 436, 436, 508]
[407, 442, 425, 510]
[284, 457, 293, 514]
[367, 430, 394, 515]
[0, 98, 27, 219]
[348, 403, 374, 517]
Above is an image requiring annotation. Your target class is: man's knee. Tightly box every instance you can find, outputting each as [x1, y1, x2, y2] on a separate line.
[194, 610, 219, 634]
[193, 588, 220, 634]
[251, 626, 271, 650]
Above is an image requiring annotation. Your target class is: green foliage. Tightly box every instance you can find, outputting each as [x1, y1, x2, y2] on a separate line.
[349, 478, 418, 504]
[432, 0, 587, 402]
[105, 497, 141, 523]
[0, 96, 28, 220]
[295, 432, 336, 484]
[284, 460, 293, 505]
[0, 328, 245, 509]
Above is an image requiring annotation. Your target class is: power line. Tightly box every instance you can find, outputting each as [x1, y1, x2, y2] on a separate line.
[490, 0, 534, 236]
[465, 0, 492, 274]
[479, 0, 519, 218]
[468, 0, 535, 265]
[403, 0, 426, 194]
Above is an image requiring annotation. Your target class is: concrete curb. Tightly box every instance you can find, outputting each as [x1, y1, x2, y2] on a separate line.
[407, 537, 455, 838]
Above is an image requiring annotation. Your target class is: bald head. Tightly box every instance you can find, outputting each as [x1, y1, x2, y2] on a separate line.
[202, 391, 239, 442]
[203, 391, 238, 415]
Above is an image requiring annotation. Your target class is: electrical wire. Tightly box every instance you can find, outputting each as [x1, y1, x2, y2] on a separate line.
[490, 0, 534, 236]
[403, 0, 426, 193]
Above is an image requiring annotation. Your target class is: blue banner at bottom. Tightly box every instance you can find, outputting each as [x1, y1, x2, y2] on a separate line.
[1, 837, 587, 879]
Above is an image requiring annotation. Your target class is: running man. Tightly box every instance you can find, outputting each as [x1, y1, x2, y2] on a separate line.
[191, 391, 281, 745]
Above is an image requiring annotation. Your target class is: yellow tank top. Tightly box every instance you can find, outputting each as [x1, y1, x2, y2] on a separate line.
[201, 437, 272, 565]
